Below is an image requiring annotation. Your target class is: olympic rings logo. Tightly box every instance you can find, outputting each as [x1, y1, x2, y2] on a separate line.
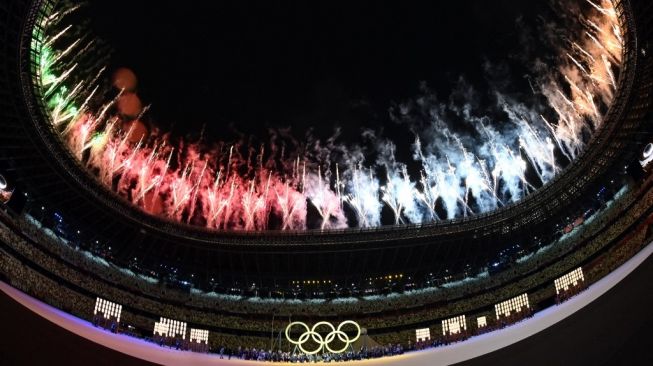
[285, 320, 361, 355]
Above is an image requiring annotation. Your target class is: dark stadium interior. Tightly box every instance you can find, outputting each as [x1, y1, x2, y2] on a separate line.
[1, 0, 646, 298]
[2, 252, 653, 366]
[1, 0, 653, 364]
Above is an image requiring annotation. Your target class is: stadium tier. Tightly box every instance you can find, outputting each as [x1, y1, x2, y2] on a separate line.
[1, 0, 653, 363]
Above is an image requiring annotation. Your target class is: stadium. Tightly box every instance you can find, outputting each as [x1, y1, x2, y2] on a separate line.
[1, 0, 652, 364]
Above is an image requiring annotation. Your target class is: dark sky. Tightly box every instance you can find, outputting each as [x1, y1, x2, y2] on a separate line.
[85, 0, 554, 144]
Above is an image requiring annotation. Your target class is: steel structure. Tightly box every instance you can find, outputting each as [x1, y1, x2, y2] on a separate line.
[1, 0, 652, 293]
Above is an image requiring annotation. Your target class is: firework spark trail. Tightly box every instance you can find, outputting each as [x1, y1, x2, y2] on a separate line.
[344, 165, 382, 227]
[306, 167, 347, 230]
[135, 147, 163, 201]
[416, 170, 441, 221]
[205, 170, 223, 225]
[276, 182, 301, 230]
[36, 0, 623, 231]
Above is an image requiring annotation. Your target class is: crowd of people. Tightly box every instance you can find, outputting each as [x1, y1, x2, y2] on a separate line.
[151, 333, 210, 353]
[220, 343, 406, 363]
[92, 313, 120, 333]
[1, 176, 653, 357]
[9, 182, 635, 321]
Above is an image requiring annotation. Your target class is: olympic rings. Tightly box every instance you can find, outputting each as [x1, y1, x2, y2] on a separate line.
[285, 320, 361, 355]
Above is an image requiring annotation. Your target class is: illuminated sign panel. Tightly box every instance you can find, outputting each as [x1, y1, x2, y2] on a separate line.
[189, 328, 209, 343]
[153, 322, 169, 337]
[495, 293, 530, 319]
[415, 328, 431, 342]
[442, 315, 466, 335]
[154, 317, 187, 339]
[554, 267, 585, 294]
[477, 316, 487, 328]
[94, 297, 122, 322]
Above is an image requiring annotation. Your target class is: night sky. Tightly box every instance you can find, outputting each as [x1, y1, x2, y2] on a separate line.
[84, 0, 556, 146]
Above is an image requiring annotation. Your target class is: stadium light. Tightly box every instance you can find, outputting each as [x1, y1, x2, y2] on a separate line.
[442, 315, 466, 336]
[93, 297, 122, 322]
[477, 316, 487, 328]
[158, 317, 188, 339]
[190, 328, 209, 343]
[415, 328, 431, 342]
[554, 267, 585, 294]
[495, 293, 530, 320]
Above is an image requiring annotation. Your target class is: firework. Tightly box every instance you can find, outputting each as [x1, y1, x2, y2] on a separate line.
[33, 1, 622, 231]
